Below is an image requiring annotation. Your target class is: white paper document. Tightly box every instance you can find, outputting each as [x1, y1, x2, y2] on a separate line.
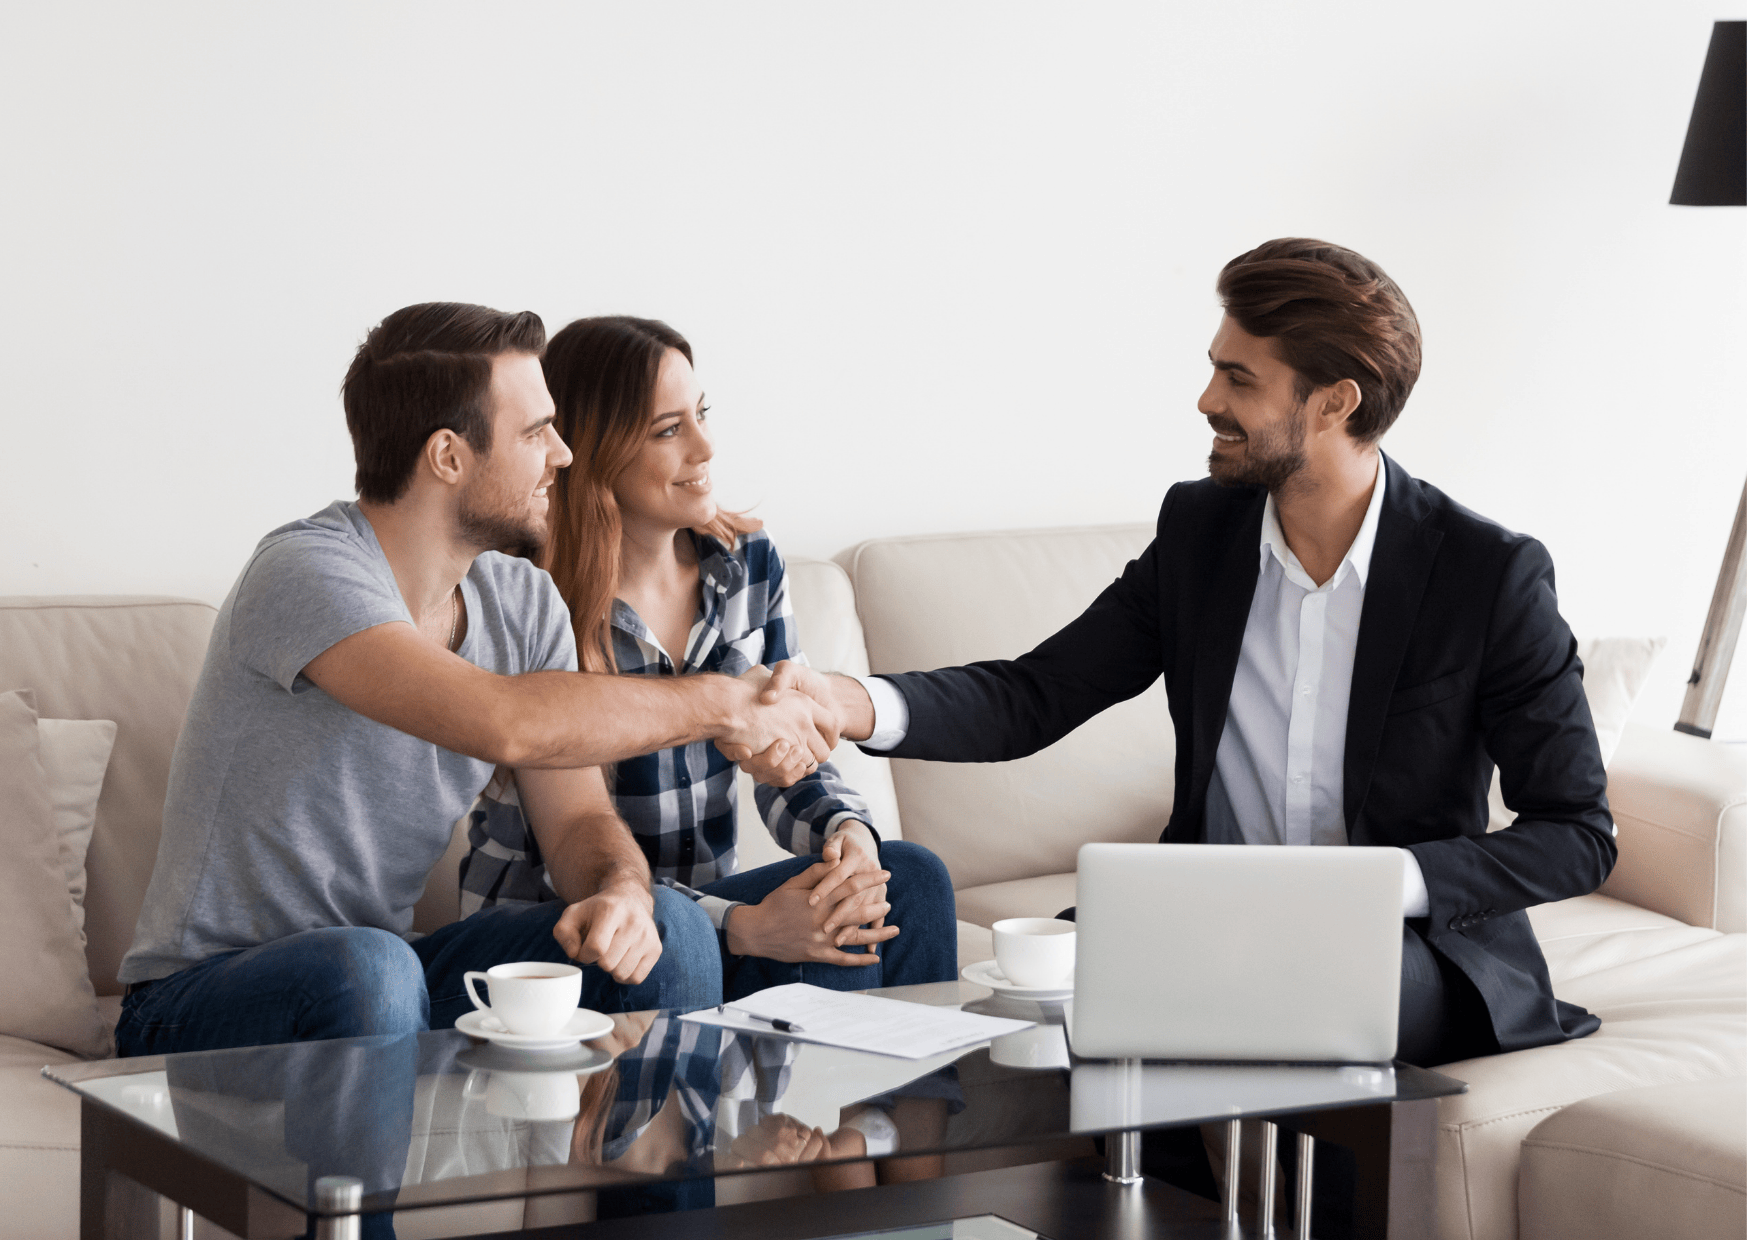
[679, 983, 1035, 1059]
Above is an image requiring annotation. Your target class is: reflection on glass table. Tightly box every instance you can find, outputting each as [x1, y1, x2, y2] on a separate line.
[48, 981, 1463, 1237]
[824, 1217, 1042, 1240]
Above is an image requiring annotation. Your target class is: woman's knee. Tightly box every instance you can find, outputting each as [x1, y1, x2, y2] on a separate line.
[880, 841, 955, 902]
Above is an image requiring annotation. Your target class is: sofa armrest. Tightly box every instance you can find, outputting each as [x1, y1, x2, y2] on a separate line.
[1599, 722, 1745, 932]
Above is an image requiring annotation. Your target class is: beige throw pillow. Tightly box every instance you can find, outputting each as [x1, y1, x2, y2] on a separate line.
[37, 716, 119, 945]
[0, 689, 109, 1057]
[1488, 636, 1667, 832]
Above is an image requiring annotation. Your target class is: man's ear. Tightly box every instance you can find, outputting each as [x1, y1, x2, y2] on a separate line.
[423, 428, 472, 488]
[1311, 378, 1363, 437]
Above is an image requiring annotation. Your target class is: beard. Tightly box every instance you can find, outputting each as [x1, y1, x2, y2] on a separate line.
[458, 480, 548, 561]
[1207, 404, 1308, 492]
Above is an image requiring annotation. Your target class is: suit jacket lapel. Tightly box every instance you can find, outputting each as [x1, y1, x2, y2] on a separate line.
[1344, 454, 1443, 839]
[1181, 491, 1266, 842]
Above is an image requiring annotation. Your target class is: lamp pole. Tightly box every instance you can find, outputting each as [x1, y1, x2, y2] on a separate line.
[1669, 20, 1745, 739]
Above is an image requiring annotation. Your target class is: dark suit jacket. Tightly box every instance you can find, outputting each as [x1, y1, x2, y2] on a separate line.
[877, 454, 1615, 1054]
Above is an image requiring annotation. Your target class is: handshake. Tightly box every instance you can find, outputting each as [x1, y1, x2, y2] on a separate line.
[713, 662, 873, 787]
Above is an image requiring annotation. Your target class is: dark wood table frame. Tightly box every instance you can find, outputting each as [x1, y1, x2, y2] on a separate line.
[80, 1088, 1444, 1240]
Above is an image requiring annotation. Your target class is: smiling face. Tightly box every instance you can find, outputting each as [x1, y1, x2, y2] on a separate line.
[610, 347, 716, 538]
[457, 351, 572, 557]
[1196, 315, 1311, 492]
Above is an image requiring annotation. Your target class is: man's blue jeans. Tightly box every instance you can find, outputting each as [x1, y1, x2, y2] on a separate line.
[115, 886, 722, 1057]
[701, 839, 958, 1000]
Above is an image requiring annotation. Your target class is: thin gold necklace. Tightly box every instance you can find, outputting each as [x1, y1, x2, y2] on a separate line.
[447, 588, 459, 651]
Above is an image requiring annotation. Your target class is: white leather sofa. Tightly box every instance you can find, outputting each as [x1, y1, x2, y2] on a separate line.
[3, 523, 1743, 1240]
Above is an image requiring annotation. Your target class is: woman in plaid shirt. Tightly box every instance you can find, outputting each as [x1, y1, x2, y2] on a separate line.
[461, 316, 956, 1003]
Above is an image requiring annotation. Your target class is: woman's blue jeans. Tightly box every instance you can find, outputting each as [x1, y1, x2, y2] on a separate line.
[702, 839, 959, 1001]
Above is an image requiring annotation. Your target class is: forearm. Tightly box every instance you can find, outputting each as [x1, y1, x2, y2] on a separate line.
[753, 762, 875, 857]
[541, 810, 654, 906]
[1409, 815, 1616, 931]
[485, 671, 748, 769]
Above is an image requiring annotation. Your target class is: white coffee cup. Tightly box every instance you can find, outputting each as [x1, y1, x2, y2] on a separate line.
[463, 962, 582, 1037]
[991, 917, 1076, 988]
[464, 1068, 582, 1122]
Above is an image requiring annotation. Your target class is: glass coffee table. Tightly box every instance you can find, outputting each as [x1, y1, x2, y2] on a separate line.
[48, 981, 1464, 1239]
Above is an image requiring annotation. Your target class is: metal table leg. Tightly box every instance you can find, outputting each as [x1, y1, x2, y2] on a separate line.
[1295, 1131, 1316, 1240]
[313, 1177, 363, 1240]
[1103, 1129, 1143, 1185]
[1258, 1121, 1279, 1239]
[1224, 1118, 1243, 1234]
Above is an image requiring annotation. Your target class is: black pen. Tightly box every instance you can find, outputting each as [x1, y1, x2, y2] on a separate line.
[717, 1003, 806, 1033]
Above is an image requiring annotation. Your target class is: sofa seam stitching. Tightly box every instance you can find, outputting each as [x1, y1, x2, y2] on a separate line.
[1441, 1104, 1564, 1132]
[1521, 1139, 1745, 1192]
[1612, 808, 1734, 846]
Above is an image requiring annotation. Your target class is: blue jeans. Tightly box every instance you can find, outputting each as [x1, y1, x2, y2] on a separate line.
[701, 839, 958, 1001]
[116, 886, 722, 1055]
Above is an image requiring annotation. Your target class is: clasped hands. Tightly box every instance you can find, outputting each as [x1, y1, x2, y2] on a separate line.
[724, 823, 897, 965]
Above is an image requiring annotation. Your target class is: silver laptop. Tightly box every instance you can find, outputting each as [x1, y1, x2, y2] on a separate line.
[1070, 843, 1404, 1062]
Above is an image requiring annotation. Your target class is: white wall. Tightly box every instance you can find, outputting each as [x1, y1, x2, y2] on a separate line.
[2, 2, 1743, 737]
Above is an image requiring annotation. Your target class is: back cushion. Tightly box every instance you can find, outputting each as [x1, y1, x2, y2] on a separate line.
[839, 526, 1173, 890]
[0, 597, 217, 993]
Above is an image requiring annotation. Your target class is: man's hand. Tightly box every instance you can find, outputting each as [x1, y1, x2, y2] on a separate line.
[810, 823, 887, 935]
[553, 884, 662, 984]
[720, 663, 875, 784]
[713, 674, 839, 787]
[724, 862, 897, 965]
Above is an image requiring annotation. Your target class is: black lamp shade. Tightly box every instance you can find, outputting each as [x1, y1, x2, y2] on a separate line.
[1670, 21, 1746, 206]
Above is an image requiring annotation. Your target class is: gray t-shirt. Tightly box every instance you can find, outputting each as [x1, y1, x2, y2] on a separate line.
[120, 501, 577, 984]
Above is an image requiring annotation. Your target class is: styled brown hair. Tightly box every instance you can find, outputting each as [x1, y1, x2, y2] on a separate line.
[1216, 239, 1421, 443]
[342, 302, 547, 503]
[541, 316, 760, 673]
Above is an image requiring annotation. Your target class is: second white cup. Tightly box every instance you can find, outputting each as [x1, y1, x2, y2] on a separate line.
[991, 917, 1076, 988]
[464, 961, 582, 1037]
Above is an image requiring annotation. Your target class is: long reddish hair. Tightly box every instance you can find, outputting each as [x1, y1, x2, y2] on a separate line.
[541, 317, 759, 672]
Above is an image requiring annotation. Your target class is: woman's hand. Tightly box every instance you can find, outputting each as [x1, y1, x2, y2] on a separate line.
[810, 823, 887, 934]
[727, 1113, 832, 1167]
[724, 862, 898, 965]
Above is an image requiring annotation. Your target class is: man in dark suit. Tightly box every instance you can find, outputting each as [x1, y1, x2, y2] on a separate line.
[732, 238, 1615, 1075]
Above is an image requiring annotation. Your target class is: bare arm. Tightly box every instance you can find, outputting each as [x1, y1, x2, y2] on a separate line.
[302, 621, 837, 772]
[516, 762, 661, 983]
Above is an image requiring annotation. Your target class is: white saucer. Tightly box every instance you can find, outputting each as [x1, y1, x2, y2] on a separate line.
[455, 1008, 616, 1050]
[962, 959, 1074, 1000]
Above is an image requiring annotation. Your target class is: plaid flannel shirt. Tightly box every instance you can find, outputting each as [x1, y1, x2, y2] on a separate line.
[459, 529, 873, 928]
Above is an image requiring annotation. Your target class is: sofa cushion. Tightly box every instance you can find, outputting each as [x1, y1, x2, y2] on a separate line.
[1433, 894, 1745, 1240]
[0, 1032, 84, 1240]
[839, 525, 1172, 891]
[0, 690, 109, 1058]
[1518, 1078, 1746, 1240]
[955, 873, 1078, 930]
[38, 716, 118, 945]
[0, 597, 218, 995]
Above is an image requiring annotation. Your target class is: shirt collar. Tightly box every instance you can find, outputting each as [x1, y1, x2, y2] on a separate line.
[1258, 455, 1388, 590]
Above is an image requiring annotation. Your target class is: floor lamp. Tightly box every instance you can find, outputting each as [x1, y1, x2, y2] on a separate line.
[1670, 20, 1746, 739]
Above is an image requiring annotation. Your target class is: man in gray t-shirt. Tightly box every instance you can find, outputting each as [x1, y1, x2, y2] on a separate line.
[117, 303, 839, 1058]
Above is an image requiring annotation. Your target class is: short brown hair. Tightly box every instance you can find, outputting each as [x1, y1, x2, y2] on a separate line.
[1217, 239, 1421, 443]
[341, 302, 546, 503]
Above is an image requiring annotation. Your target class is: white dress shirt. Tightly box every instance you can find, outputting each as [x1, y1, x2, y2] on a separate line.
[857, 460, 1429, 918]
